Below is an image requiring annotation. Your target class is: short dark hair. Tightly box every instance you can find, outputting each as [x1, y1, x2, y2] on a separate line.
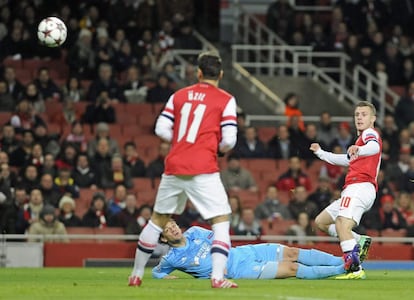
[197, 51, 222, 80]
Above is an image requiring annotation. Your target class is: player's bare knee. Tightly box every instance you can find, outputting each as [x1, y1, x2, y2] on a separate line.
[284, 247, 299, 261]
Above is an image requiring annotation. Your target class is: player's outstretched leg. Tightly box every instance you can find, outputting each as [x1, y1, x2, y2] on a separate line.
[358, 235, 372, 262]
[296, 264, 345, 279]
[297, 249, 344, 266]
[129, 220, 163, 286]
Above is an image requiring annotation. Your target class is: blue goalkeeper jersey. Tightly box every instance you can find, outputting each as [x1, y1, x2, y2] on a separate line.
[152, 226, 281, 279]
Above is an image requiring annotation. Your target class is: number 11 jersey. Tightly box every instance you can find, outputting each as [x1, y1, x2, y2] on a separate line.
[158, 82, 237, 175]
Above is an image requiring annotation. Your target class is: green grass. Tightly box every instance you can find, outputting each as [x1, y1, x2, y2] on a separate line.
[0, 268, 413, 300]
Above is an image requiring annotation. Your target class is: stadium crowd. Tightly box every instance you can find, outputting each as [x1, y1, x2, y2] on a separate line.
[0, 0, 413, 242]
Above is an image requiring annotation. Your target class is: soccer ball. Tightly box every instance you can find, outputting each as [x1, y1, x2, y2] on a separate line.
[37, 17, 67, 48]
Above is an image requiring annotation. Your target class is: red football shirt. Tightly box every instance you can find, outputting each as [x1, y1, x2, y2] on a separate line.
[344, 128, 382, 190]
[160, 82, 237, 175]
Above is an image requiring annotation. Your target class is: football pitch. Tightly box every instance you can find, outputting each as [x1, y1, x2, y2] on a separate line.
[0, 268, 413, 300]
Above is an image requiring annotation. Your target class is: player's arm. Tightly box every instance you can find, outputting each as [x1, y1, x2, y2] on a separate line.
[152, 257, 176, 279]
[347, 129, 380, 159]
[219, 97, 238, 153]
[154, 95, 175, 142]
[310, 143, 349, 166]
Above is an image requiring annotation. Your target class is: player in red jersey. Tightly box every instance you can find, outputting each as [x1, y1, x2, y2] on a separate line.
[310, 101, 382, 279]
[128, 51, 238, 288]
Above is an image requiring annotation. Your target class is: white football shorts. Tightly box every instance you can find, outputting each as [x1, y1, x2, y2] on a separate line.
[153, 172, 231, 220]
[325, 182, 376, 225]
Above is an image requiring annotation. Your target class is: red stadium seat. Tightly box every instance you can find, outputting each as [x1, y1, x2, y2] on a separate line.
[0, 112, 12, 126]
[247, 159, 277, 172]
[132, 178, 154, 192]
[261, 219, 296, 236]
[256, 126, 277, 143]
[125, 103, 153, 117]
[229, 190, 261, 209]
[3, 58, 23, 69]
[66, 227, 95, 243]
[137, 190, 156, 206]
[117, 111, 139, 125]
[153, 103, 165, 114]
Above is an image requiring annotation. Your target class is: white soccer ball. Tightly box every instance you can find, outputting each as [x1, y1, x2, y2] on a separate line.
[37, 17, 67, 48]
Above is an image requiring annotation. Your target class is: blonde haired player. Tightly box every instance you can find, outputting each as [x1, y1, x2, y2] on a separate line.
[310, 101, 382, 279]
[128, 51, 238, 288]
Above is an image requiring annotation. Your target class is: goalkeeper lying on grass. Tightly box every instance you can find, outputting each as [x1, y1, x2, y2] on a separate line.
[152, 220, 345, 280]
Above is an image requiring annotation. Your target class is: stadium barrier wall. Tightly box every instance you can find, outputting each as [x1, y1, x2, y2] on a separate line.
[43, 241, 414, 267]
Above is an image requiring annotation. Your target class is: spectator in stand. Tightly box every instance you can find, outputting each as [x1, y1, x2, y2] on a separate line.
[163, 62, 183, 89]
[39, 173, 61, 208]
[288, 185, 319, 221]
[91, 137, 114, 182]
[365, 194, 407, 231]
[276, 156, 312, 192]
[319, 145, 344, 186]
[53, 167, 80, 199]
[266, 0, 294, 41]
[299, 123, 324, 166]
[110, 193, 141, 234]
[267, 124, 298, 159]
[28, 204, 68, 243]
[123, 141, 146, 178]
[229, 195, 242, 232]
[308, 176, 333, 213]
[0, 26, 30, 60]
[236, 112, 247, 142]
[22, 83, 45, 113]
[87, 63, 125, 103]
[0, 125, 18, 155]
[99, 154, 133, 189]
[379, 41, 403, 86]
[63, 121, 88, 153]
[67, 28, 96, 79]
[182, 64, 197, 86]
[148, 43, 173, 73]
[255, 186, 292, 221]
[234, 207, 262, 236]
[111, 28, 126, 51]
[329, 122, 353, 153]
[220, 153, 258, 193]
[82, 192, 112, 228]
[27, 142, 44, 173]
[0, 186, 27, 234]
[33, 123, 60, 158]
[107, 184, 128, 216]
[33, 67, 62, 102]
[71, 153, 95, 188]
[55, 143, 78, 171]
[17, 164, 39, 192]
[83, 90, 116, 124]
[395, 81, 414, 130]
[402, 156, 414, 193]
[42, 153, 57, 177]
[234, 126, 267, 158]
[317, 112, 338, 150]
[122, 65, 146, 103]
[174, 21, 202, 50]
[0, 161, 17, 189]
[94, 27, 116, 68]
[284, 92, 305, 132]
[381, 114, 400, 162]
[62, 76, 85, 103]
[286, 212, 316, 245]
[3, 66, 25, 101]
[146, 141, 170, 179]
[15, 188, 44, 234]
[0, 173, 14, 233]
[49, 98, 82, 129]
[87, 122, 120, 157]
[401, 58, 414, 86]
[58, 195, 82, 227]
[146, 72, 174, 104]
[137, 204, 153, 228]
[9, 129, 34, 167]
[9, 99, 45, 134]
[135, 29, 154, 59]
[396, 192, 414, 227]
[0, 79, 15, 111]
[385, 145, 411, 190]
